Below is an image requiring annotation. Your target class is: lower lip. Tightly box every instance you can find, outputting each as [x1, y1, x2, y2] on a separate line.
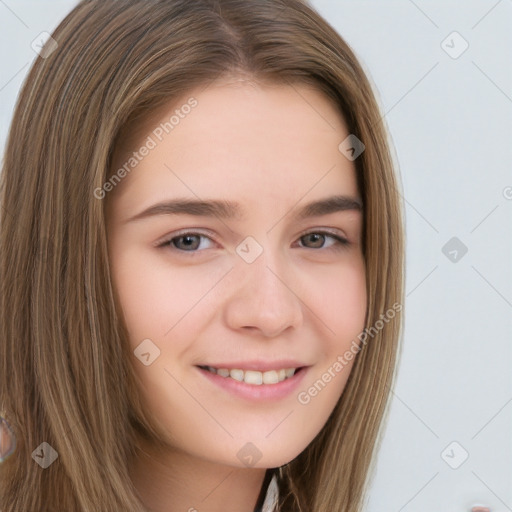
[196, 366, 309, 401]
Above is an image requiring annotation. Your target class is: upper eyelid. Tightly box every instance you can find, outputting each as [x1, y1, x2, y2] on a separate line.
[297, 227, 348, 239]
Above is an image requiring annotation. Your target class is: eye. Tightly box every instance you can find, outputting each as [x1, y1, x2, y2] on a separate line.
[158, 232, 215, 252]
[298, 230, 349, 249]
[156, 229, 350, 254]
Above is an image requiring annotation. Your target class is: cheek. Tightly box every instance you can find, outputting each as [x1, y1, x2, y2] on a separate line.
[292, 264, 366, 444]
[110, 245, 224, 345]
[328, 273, 366, 331]
[303, 256, 367, 341]
[298, 257, 366, 396]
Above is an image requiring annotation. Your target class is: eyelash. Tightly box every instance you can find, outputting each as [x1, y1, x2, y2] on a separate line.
[156, 229, 350, 253]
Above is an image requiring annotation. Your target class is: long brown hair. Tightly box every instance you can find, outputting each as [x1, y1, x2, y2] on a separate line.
[0, 1, 404, 510]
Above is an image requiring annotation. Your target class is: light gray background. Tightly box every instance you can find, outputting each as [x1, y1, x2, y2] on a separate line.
[1, 1, 511, 510]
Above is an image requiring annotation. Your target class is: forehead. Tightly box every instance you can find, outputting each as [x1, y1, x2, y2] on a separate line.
[107, 79, 359, 216]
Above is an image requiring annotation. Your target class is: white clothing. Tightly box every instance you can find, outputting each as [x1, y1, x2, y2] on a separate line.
[261, 474, 279, 512]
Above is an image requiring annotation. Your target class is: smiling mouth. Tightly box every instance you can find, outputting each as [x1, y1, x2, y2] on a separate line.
[198, 365, 301, 385]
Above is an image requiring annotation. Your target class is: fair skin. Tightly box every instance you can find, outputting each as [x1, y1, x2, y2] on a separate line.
[106, 77, 366, 512]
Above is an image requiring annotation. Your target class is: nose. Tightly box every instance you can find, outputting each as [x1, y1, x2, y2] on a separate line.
[222, 250, 303, 338]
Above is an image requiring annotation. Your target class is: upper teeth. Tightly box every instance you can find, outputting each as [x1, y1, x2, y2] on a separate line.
[204, 366, 297, 385]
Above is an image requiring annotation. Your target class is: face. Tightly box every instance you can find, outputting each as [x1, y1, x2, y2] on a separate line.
[106, 77, 366, 469]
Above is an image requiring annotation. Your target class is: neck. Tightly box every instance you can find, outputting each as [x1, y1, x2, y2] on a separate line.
[129, 437, 268, 512]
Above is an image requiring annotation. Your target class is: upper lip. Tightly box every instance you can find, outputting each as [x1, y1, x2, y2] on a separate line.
[197, 360, 307, 372]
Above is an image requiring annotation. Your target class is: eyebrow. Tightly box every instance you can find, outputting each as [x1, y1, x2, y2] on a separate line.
[124, 194, 363, 224]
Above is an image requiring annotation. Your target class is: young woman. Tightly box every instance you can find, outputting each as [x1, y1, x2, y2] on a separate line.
[0, 1, 405, 510]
